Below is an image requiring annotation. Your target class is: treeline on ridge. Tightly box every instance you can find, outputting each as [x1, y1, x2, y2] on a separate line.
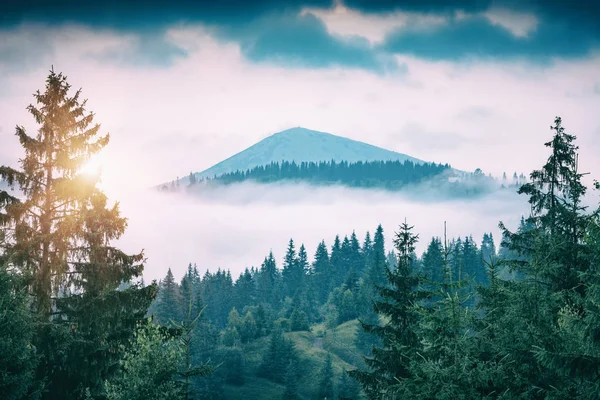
[204, 159, 449, 188]
[161, 159, 528, 198]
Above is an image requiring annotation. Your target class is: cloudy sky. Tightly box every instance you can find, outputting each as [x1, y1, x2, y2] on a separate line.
[1, 0, 600, 280]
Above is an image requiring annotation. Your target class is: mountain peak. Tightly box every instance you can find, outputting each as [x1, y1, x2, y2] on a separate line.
[269, 126, 333, 138]
[178, 127, 425, 182]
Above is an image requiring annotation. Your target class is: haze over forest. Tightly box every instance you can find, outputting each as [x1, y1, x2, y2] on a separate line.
[2, 1, 600, 400]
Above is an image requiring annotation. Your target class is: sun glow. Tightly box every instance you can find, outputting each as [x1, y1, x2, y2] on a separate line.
[79, 154, 104, 178]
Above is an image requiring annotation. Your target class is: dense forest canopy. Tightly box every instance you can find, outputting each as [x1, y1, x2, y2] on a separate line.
[2, 71, 600, 400]
[160, 159, 529, 199]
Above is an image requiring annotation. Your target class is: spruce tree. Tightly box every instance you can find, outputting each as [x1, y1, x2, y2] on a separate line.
[349, 231, 363, 273]
[312, 240, 331, 303]
[493, 117, 590, 397]
[0, 69, 156, 399]
[155, 268, 183, 324]
[337, 371, 361, 400]
[421, 237, 444, 286]
[317, 354, 335, 399]
[257, 251, 280, 306]
[362, 231, 373, 270]
[170, 299, 213, 400]
[366, 225, 387, 289]
[404, 223, 483, 399]
[282, 361, 299, 400]
[282, 239, 298, 297]
[233, 268, 256, 312]
[259, 328, 298, 383]
[349, 221, 425, 398]
[330, 235, 343, 288]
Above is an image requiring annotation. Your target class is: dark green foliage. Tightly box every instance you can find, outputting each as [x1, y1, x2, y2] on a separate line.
[259, 329, 298, 383]
[208, 159, 450, 190]
[317, 354, 335, 399]
[366, 225, 387, 289]
[337, 372, 361, 400]
[0, 265, 39, 399]
[330, 236, 344, 289]
[313, 240, 332, 303]
[52, 283, 157, 399]
[354, 307, 380, 356]
[257, 252, 281, 308]
[201, 269, 234, 329]
[155, 268, 183, 324]
[104, 322, 185, 400]
[194, 375, 225, 400]
[421, 237, 444, 285]
[171, 302, 214, 400]
[327, 285, 359, 326]
[282, 239, 305, 298]
[215, 347, 245, 386]
[480, 233, 496, 265]
[233, 268, 256, 313]
[282, 361, 299, 400]
[290, 308, 309, 331]
[349, 221, 425, 398]
[180, 264, 203, 320]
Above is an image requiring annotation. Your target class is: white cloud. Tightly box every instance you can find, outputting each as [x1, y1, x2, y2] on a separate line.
[302, 1, 446, 45]
[483, 7, 539, 38]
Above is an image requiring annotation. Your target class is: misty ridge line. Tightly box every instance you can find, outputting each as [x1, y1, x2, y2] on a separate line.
[155, 167, 527, 205]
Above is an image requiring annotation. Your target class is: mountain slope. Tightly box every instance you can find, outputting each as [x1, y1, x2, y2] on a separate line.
[191, 127, 424, 181]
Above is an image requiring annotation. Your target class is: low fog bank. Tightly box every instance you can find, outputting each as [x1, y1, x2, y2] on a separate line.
[113, 181, 534, 282]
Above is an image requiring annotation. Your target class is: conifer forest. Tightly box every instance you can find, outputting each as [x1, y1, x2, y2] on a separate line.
[2, 67, 600, 400]
[2, 2, 600, 399]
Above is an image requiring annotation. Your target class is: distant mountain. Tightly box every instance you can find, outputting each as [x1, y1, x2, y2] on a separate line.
[171, 127, 425, 185]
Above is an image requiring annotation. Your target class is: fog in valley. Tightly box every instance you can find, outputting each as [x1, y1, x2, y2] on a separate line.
[115, 181, 531, 281]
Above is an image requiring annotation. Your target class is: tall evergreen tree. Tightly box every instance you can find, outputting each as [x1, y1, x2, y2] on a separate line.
[480, 233, 496, 265]
[362, 231, 373, 270]
[297, 244, 310, 276]
[349, 231, 363, 273]
[0, 69, 156, 399]
[312, 240, 331, 303]
[402, 224, 484, 399]
[171, 302, 213, 400]
[494, 116, 590, 397]
[366, 225, 387, 288]
[421, 237, 444, 285]
[259, 329, 298, 383]
[258, 251, 280, 306]
[233, 268, 256, 312]
[330, 236, 343, 288]
[317, 354, 335, 399]
[282, 239, 298, 298]
[337, 371, 361, 400]
[155, 268, 183, 324]
[282, 361, 299, 400]
[349, 221, 425, 398]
